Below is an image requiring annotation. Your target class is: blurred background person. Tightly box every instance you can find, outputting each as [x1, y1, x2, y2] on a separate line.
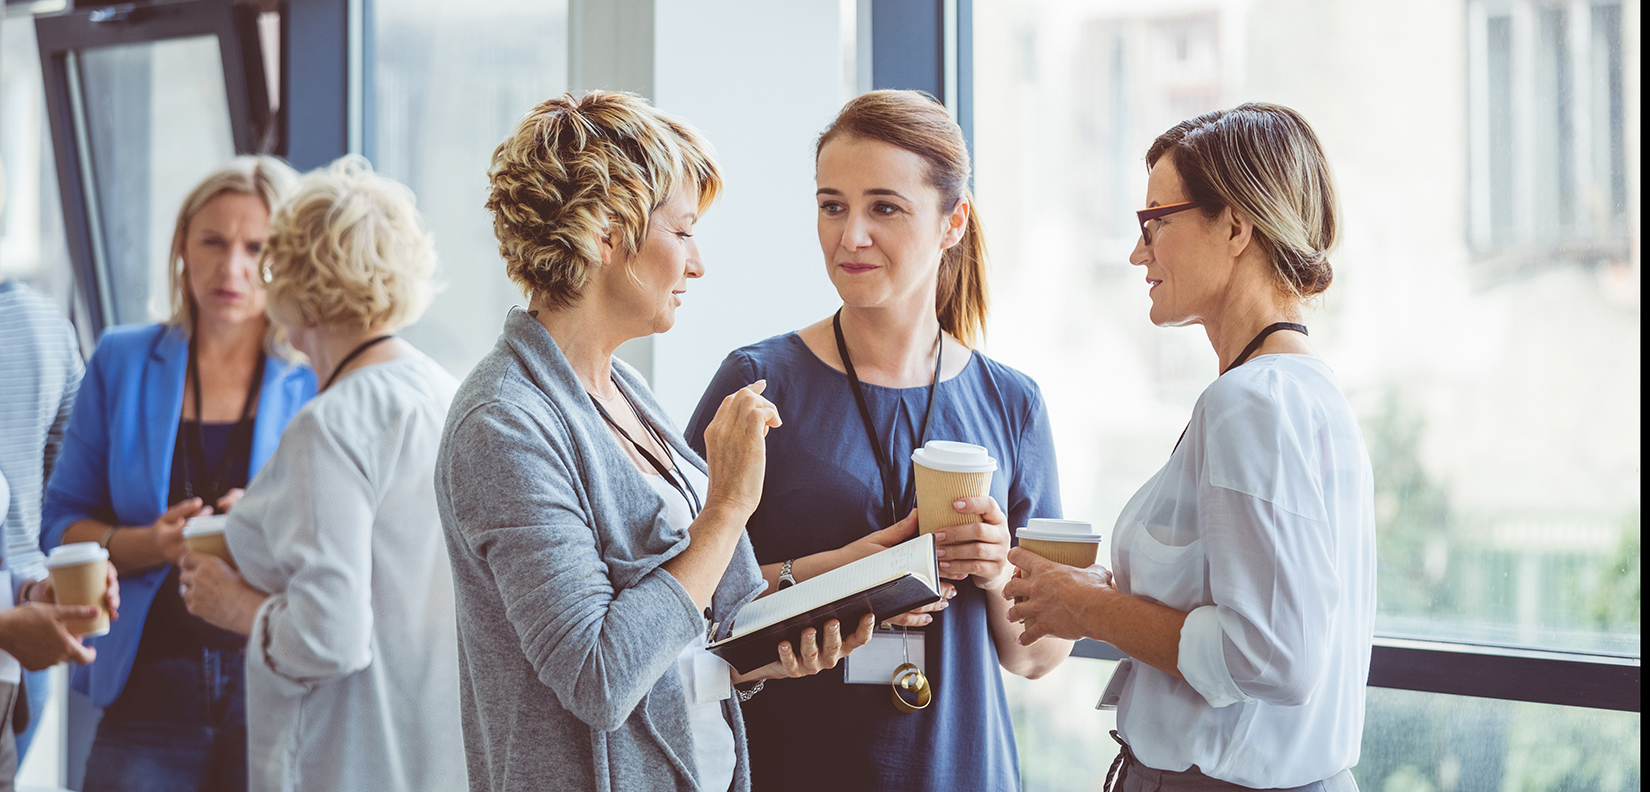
[179, 156, 463, 792]
[0, 466, 114, 792]
[0, 235, 84, 763]
[1003, 103, 1374, 792]
[42, 156, 311, 792]
[687, 89, 1071, 792]
[0, 453, 114, 792]
[438, 91, 873, 792]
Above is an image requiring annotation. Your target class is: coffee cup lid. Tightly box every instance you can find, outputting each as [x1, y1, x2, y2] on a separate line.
[46, 542, 109, 568]
[911, 440, 997, 473]
[1016, 519, 1103, 544]
[183, 513, 230, 538]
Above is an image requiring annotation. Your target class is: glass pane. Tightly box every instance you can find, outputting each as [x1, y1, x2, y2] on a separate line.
[1006, 658, 1122, 791]
[974, 1, 1640, 658]
[1, 13, 75, 312]
[1358, 686, 1640, 792]
[373, 0, 568, 377]
[78, 35, 235, 325]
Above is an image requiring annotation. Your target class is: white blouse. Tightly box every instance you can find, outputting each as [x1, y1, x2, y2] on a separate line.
[1111, 355, 1375, 788]
[637, 445, 737, 792]
[228, 354, 466, 792]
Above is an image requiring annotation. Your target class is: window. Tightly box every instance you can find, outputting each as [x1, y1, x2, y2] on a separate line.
[1469, 0, 1630, 271]
[372, 0, 568, 378]
[1, 9, 75, 323]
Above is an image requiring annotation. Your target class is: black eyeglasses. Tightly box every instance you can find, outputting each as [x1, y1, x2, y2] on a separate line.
[1136, 202, 1200, 245]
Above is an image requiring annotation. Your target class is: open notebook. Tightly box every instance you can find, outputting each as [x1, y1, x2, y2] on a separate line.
[708, 533, 942, 674]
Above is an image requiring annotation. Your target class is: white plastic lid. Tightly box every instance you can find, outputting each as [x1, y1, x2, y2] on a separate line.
[183, 514, 230, 538]
[1016, 519, 1103, 544]
[910, 440, 998, 473]
[46, 541, 109, 568]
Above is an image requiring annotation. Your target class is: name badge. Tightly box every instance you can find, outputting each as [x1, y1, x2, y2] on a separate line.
[678, 642, 732, 704]
[844, 628, 926, 685]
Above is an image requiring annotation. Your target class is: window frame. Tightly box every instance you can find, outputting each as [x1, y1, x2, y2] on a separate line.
[33, 0, 273, 334]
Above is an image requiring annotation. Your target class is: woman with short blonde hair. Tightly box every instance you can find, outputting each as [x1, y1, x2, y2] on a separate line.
[438, 91, 870, 792]
[180, 156, 465, 792]
[45, 155, 312, 792]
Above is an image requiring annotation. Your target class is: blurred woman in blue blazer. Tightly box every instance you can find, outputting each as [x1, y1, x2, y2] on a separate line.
[43, 156, 314, 792]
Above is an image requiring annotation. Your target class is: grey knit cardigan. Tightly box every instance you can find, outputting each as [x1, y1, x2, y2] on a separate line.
[435, 308, 766, 792]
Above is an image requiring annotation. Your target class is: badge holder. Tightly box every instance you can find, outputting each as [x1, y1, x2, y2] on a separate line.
[890, 628, 931, 714]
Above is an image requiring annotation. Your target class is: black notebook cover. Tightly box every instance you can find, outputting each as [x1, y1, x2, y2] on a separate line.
[708, 573, 940, 675]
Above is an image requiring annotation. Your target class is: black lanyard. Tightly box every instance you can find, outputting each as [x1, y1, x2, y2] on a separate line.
[182, 330, 266, 504]
[1173, 321, 1307, 453]
[590, 374, 703, 519]
[321, 335, 397, 391]
[833, 309, 943, 527]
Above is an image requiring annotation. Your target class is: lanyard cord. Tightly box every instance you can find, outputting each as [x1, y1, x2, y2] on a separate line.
[1221, 322, 1307, 375]
[589, 374, 703, 519]
[1173, 321, 1308, 453]
[321, 335, 397, 392]
[832, 309, 943, 527]
[183, 323, 266, 505]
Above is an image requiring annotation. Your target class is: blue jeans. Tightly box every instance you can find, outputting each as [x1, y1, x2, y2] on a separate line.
[16, 667, 48, 761]
[81, 648, 247, 792]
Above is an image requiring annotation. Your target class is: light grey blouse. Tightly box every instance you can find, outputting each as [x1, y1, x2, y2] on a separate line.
[228, 352, 465, 792]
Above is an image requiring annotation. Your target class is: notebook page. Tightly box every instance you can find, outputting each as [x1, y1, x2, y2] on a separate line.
[731, 533, 935, 638]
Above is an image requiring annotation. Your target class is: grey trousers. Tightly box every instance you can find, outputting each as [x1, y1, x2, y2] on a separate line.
[1120, 761, 1358, 792]
[0, 680, 17, 792]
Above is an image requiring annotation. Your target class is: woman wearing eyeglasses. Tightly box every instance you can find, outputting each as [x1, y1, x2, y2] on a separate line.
[1004, 103, 1375, 792]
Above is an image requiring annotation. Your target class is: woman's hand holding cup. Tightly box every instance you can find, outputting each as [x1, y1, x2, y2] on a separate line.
[1001, 548, 1116, 645]
[702, 380, 782, 518]
[179, 552, 265, 637]
[933, 495, 1013, 592]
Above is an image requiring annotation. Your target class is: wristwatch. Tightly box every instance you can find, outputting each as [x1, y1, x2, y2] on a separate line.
[777, 559, 796, 590]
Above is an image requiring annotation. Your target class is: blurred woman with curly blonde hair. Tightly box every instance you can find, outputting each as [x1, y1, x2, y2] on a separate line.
[179, 156, 465, 792]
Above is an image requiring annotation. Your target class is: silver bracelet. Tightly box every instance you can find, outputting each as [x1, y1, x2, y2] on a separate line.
[735, 680, 764, 702]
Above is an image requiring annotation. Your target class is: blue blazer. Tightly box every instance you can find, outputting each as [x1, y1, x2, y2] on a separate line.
[42, 323, 315, 707]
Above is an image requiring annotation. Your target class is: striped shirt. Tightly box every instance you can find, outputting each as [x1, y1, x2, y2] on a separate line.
[0, 279, 83, 583]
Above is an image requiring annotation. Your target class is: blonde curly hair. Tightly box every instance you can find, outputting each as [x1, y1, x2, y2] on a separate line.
[485, 91, 722, 308]
[262, 156, 436, 331]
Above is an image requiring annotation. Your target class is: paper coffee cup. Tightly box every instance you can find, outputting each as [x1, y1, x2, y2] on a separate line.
[911, 441, 997, 535]
[184, 514, 236, 569]
[45, 542, 111, 637]
[1016, 519, 1103, 568]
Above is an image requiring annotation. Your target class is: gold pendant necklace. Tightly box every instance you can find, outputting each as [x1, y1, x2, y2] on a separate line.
[890, 628, 932, 713]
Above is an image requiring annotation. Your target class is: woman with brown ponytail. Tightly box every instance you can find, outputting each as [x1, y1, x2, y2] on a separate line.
[687, 89, 1071, 791]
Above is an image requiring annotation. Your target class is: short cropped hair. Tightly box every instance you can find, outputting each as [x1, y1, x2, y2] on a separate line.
[167, 155, 298, 330]
[263, 156, 436, 330]
[484, 91, 722, 308]
[1147, 102, 1339, 298]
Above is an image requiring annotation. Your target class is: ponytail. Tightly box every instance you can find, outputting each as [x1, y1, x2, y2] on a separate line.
[937, 193, 988, 348]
